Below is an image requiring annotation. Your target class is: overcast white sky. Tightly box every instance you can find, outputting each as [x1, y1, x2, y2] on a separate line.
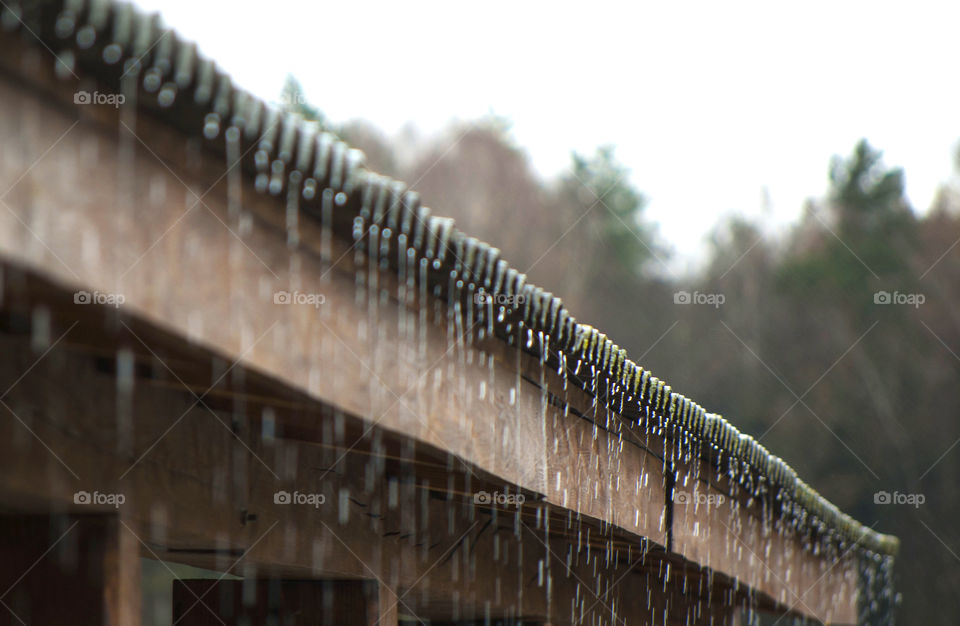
[133, 0, 960, 272]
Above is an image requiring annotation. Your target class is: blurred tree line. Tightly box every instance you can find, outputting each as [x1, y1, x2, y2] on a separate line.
[283, 76, 960, 624]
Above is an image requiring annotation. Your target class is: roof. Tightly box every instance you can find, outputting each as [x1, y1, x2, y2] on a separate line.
[8, 0, 898, 559]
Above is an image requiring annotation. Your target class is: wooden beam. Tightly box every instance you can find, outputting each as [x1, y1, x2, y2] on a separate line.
[0, 314, 733, 625]
[671, 458, 857, 623]
[371, 581, 400, 626]
[0, 28, 859, 623]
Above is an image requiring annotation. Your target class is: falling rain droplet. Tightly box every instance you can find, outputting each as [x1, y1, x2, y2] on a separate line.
[54, 14, 75, 38]
[54, 50, 75, 79]
[157, 83, 176, 107]
[143, 68, 162, 92]
[102, 43, 122, 64]
[30, 307, 50, 352]
[203, 112, 220, 140]
[75, 25, 96, 49]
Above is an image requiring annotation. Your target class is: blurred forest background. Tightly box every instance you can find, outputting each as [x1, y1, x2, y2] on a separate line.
[284, 77, 960, 624]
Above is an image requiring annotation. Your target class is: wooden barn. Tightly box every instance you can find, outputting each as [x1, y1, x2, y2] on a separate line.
[0, 1, 897, 624]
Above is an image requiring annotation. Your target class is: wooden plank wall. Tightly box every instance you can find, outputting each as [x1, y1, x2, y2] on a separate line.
[0, 33, 856, 624]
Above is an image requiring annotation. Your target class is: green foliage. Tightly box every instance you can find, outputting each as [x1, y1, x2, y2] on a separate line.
[280, 74, 324, 125]
[829, 139, 914, 244]
[564, 146, 661, 277]
[267, 79, 954, 620]
[779, 140, 917, 307]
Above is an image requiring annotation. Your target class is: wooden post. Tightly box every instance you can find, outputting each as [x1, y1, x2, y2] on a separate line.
[368, 581, 399, 626]
[0, 514, 140, 626]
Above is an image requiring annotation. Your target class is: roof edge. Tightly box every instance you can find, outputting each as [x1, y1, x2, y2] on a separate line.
[7, 0, 898, 558]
